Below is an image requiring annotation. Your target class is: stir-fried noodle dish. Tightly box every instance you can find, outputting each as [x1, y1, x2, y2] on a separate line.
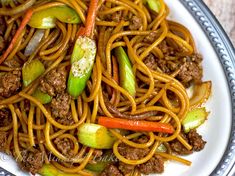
[0, 0, 212, 175]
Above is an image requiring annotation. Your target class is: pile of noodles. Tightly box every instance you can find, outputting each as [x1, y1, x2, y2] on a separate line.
[0, 0, 201, 175]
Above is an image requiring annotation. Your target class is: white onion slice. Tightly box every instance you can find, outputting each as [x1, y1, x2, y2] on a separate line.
[190, 81, 212, 109]
[24, 29, 45, 57]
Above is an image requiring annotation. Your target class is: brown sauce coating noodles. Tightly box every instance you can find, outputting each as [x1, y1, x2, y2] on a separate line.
[0, 0, 208, 175]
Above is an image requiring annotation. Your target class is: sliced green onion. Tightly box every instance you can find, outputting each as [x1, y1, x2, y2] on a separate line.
[146, 0, 161, 13]
[67, 36, 96, 98]
[114, 46, 136, 97]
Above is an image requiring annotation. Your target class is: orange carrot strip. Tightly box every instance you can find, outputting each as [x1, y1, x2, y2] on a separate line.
[76, 27, 86, 38]
[98, 116, 175, 134]
[0, 9, 34, 64]
[84, 0, 99, 37]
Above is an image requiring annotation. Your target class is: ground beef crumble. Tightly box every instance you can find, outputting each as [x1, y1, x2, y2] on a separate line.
[144, 31, 159, 44]
[0, 132, 8, 152]
[188, 129, 206, 151]
[19, 150, 44, 175]
[170, 130, 206, 155]
[101, 130, 205, 175]
[158, 40, 176, 55]
[118, 143, 150, 160]
[144, 52, 203, 86]
[40, 67, 67, 97]
[0, 108, 12, 127]
[170, 132, 193, 155]
[177, 54, 203, 85]
[0, 71, 22, 98]
[100, 164, 123, 176]
[100, 142, 165, 175]
[118, 162, 134, 175]
[138, 155, 164, 174]
[51, 92, 71, 118]
[54, 138, 74, 157]
[3, 58, 22, 68]
[50, 92, 74, 125]
[129, 15, 142, 30]
[99, 141, 149, 175]
[144, 54, 159, 71]
[111, 11, 123, 23]
[56, 115, 74, 125]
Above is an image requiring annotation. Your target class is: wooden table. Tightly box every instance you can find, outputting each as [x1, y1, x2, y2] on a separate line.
[203, 0, 235, 46]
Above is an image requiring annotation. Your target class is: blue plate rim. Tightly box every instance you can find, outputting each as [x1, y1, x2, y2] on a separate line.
[179, 0, 235, 176]
[1, 0, 235, 176]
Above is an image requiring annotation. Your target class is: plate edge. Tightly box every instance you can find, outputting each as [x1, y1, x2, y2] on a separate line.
[179, 0, 235, 176]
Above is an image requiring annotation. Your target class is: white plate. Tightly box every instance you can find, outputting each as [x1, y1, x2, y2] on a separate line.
[155, 0, 231, 175]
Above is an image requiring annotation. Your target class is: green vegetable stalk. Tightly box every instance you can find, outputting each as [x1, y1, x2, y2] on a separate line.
[78, 123, 115, 149]
[22, 59, 45, 87]
[39, 164, 82, 176]
[22, 59, 52, 104]
[114, 46, 136, 97]
[32, 88, 52, 104]
[67, 36, 97, 98]
[182, 108, 209, 133]
[85, 151, 115, 173]
[28, 5, 81, 29]
[85, 162, 108, 173]
[145, 0, 161, 13]
[156, 143, 167, 153]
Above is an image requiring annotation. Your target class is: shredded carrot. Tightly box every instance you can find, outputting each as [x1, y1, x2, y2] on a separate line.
[98, 116, 175, 134]
[76, 27, 86, 38]
[0, 9, 34, 64]
[84, 0, 99, 37]
[75, 0, 98, 39]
